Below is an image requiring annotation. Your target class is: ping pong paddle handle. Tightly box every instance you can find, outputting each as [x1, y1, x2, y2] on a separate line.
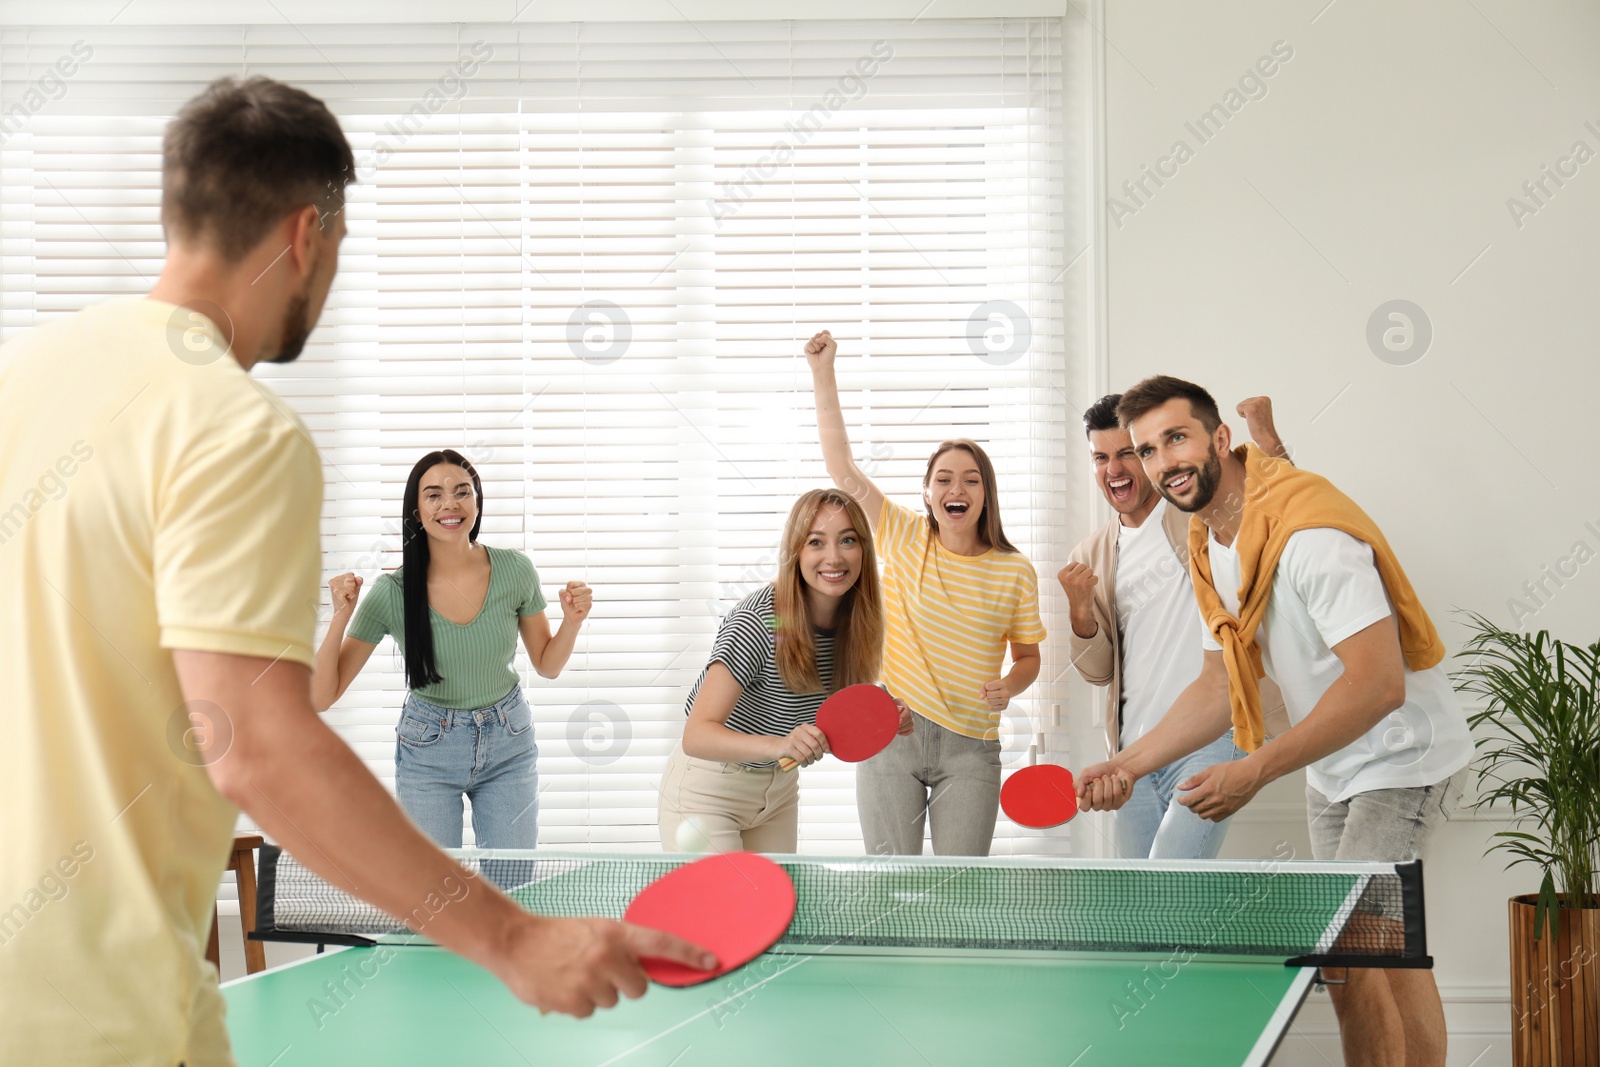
[777, 756, 798, 772]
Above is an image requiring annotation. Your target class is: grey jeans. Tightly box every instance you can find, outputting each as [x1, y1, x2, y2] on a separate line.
[856, 711, 1001, 856]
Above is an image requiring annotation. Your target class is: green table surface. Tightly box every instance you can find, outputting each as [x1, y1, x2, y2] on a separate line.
[224, 945, 1310, 1067]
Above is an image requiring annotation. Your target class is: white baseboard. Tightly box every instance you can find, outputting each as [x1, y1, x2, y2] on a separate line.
[1293, 982, 1509, 1032]
[1280, 984, 1511, 1067]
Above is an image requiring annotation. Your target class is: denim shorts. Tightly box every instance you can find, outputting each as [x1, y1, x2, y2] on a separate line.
[1306, 770, 1465, 921]
[1305, 771, 1464, 863]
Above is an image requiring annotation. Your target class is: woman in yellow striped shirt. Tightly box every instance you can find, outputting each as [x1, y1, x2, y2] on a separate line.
[805, 330, 1047, 856]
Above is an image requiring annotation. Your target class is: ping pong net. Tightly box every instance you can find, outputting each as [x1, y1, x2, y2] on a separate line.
[251, 845, 1431, 969]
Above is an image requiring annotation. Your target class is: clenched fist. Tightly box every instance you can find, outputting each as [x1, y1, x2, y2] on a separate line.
[560, 581, 593, 624]
[1057, 562, 1098, 638]
[1236, 396, 1287, 460]
[804, 329, 837, 371]
[893, 697, 915, 736]
[978, 678, 1014, 712]
[329, 572, 363, 618]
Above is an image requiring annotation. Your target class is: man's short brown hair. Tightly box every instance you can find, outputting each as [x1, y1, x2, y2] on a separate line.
[162, 76, 354, 262]
[1116, 375, 1222, 433]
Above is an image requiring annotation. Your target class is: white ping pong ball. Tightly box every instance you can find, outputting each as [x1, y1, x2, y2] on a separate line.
[675, 816, 713, 854]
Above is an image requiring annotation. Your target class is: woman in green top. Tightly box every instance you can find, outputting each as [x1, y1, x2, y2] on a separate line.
[311, 450, 591, 848]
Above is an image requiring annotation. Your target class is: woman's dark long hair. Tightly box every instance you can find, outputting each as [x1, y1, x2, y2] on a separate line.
[401, 450, 483, 691]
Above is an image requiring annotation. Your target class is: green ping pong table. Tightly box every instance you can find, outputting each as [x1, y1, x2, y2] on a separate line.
[223, 849, 1431, 1067]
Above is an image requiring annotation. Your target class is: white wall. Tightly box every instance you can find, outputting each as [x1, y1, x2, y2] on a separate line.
[180, 5, 1598, 1060]
[1096, 0, 1600, 1062]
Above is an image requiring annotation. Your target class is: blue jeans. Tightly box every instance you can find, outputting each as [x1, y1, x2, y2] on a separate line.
[1113, 732, 1244, 860]
[395, 686, 539, 849]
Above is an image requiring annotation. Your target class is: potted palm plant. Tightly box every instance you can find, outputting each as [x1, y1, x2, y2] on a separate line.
[1455, 613, 1599, 1066]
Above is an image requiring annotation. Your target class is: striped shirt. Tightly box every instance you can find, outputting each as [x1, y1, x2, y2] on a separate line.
[878, 498, 1047, 739]
[348, 544, 546, 709]
[684, 585, 836, 766]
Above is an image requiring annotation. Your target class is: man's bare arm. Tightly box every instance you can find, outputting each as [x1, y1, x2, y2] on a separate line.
[1174, 617, 1407, 822]
[1078, 649, 1233, 811]
[175, 650, 713, 1017]
[1232, 617, 1405, 786]
[1238, 395, 1291, 462]
[1058, 558, 1114, 684]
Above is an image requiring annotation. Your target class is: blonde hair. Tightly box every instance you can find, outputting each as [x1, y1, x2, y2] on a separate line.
[771, 489, 885, 693]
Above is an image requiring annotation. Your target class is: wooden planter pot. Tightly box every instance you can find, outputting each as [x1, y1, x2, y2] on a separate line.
[1509, 895, 1600, 1066]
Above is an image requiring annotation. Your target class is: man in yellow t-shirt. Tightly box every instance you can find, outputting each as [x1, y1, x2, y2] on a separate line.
[0, 77, 709, 1067]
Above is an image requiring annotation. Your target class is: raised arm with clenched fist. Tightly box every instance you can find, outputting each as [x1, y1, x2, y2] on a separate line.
[312, 571, 364, 712]
[1056, 561, 1099, 639]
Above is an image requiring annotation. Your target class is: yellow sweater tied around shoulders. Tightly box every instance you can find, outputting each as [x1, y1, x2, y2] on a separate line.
[1186, 443, 1446, 753]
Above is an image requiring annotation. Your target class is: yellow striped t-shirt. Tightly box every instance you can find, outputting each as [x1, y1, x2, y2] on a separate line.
[877, 498, 1047, 739]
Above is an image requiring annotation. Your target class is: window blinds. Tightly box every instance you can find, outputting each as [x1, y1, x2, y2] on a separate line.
[0, 18, 1074, 858]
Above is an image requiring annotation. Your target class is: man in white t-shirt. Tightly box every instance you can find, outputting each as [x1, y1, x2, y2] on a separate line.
[1079, 375, 1470, 1067]
[1058, 392, 1290, 859]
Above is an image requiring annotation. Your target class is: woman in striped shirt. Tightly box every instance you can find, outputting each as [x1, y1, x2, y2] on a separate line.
[310, 449, 591, 848]
[806, 330, 1047, 856]
[658, 488, 897, 854]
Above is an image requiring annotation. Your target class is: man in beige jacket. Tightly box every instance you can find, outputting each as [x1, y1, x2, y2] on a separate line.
[1058, 392, 1289, 858]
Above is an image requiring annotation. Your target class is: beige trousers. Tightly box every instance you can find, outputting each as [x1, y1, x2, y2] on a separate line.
[657, 743, 799, 853]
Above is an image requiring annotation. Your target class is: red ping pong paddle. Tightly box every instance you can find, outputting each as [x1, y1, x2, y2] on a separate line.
[778, 683, 900, 771]
[623, 851, 797, 986]
[1000, 764, 1079, 828]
